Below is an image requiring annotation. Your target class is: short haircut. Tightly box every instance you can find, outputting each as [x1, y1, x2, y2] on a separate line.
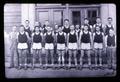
[84, 18, 88, 20]
[20, 25, 25, 30]
[96, 17, 101, 19]
[25, 20, 30, 23]
[33, 26, 40, 32]
[84, 24, 89, 27]
[20, 25, 24, 27]
[58, 25, 62, 28]
[108, 17, 112, 20]
[64, 19, 69, 22]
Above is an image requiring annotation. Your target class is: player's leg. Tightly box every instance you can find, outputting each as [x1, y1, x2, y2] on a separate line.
[50, 49, 54, 66]
[39, 49, 42, 66]
[112, 48, 116, 70]
[10, 48, 14, 68]
[99, 49, 103, 68]
[80, 49, 84, 66]
[18, 49, 22, 69]
[87, 49, 92, 69]
[23, 49, 28, 70]
[57, 50, 61, 66]
[68, 50, 72, 66]
[32, 49, 36, 69]
[94, 49, 98, 68]
[14, 49, 19, 68]
[107, 47, 111, 69]
[45, 49, 49, 66]
[73, 50, 77, 66]
[61, 50, 65, 66]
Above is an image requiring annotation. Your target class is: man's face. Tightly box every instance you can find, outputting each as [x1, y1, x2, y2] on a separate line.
[20, 26, 24, 32]
[25, 21, 29, 26]
[35, 27, 39, 32]
[70, 25, 74, 30]
[84, 19, 89, 24]
[76, 25, 79, 29]
[84, 26, 88, 31]
[35, 22, 39, 26]
[65, 21, 69, 26]
[45, 21, 49, 26]
[55, 25, 58, 30]
[59, 27, 63, 32]
[96, 26, 100, 31]
[12, 26, 17, 32]
[108, 19, 112, 24]
[96, 18, 101, 23]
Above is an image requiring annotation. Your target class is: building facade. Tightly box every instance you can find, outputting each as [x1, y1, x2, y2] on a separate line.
[4, 4, 116, 32]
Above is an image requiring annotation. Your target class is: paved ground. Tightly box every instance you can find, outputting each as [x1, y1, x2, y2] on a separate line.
[5, 65, 116, 78]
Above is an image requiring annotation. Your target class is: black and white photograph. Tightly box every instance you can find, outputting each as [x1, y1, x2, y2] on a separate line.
[4, 3, 116, 78]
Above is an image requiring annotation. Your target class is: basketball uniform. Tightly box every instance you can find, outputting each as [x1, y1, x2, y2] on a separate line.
[94, 23, 103, 32]
[24, 27, 31, 38]
[81, 24, 92, 32]
[105, 24, 114, 36]
[32, 32, 42, 49]
[45, 32, 54, 49]
[68, 31, 77, 50]
[63, 26, 70, 34]
[75, 29, 80, 38]
[57, 32, 66, 50]
[94, 32, 103, 49]
[107, 35, 115, 47]
[17, 32, 28, 49]
[81, 31, 91, 50]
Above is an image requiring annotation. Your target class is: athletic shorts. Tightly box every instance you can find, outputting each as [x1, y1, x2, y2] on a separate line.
[45, 43, 54, 49]
[68, 43, 77, 50]
[57, 43, 65, 50]
[32, 43, 42, 49]
[81, 43, 91, 50]
[94, 43, 103, 49]
[17, 43, 28, 49]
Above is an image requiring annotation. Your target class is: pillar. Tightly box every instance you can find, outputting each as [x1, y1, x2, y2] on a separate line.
[100, 4, 116, 32]
[21, 4, 35, 30]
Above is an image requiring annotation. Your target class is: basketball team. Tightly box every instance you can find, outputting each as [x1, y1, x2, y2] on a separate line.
[8, 17, 116, 70]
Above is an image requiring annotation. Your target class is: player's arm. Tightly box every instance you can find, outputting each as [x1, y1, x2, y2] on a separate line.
[93, 24, 96, 32]
[76, 32, 79, 49]
[105, 35, 108, 48]
[25, 32, 30, 41]
[31, 33, 34, 45]
[40, 33, 44, 46]
[102, 32, 105, 48]
[67, 33, 69, 48]
[55, 33, 58, 44]
[16, 32, 19, 43]
[115, 35, 116, 48]
[93, 33, 95, 49]
[90, 25, 93, 32]
[64, 33, 67, 43]
[89, 32, 93, 49]
[79, 31, 82, 49]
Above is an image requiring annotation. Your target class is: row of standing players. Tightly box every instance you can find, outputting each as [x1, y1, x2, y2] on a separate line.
[9, 17, 116, 70]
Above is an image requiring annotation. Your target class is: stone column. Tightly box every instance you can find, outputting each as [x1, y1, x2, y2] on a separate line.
[100, 4, 116, 32]
[21, 4, 35, 30]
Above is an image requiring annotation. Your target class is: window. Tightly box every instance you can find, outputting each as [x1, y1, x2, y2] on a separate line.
[38, 11, 49, 26]
[53, 11, 63, 26]
[72, 11, 81, 25]
[87, 10, 98, 25]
